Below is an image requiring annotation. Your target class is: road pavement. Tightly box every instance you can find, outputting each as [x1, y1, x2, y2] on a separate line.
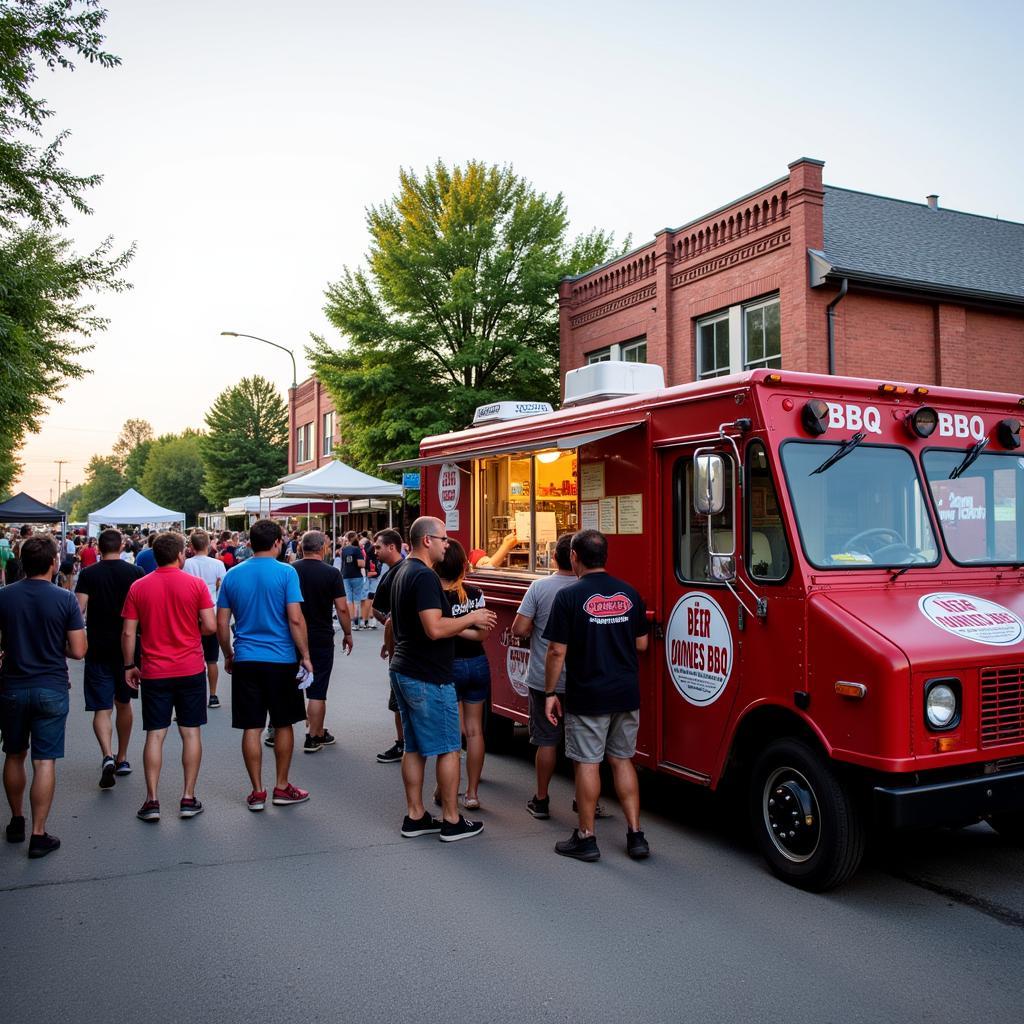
[2, 628, 1024, 1024]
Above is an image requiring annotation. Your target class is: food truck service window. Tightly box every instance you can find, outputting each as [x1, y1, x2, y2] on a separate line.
[475, 449, 578, 573]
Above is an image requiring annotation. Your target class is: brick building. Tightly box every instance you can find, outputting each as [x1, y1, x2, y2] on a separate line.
[558, 157, 1024, 393]
[288, 375, 338, 475]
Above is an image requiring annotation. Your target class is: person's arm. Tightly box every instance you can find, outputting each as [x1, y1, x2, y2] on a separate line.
[199, 606, 216, 636]
[216, 607, 234, 672]
[76, 592, 89, 620]
[511, 613, 533, 639]
[419, 606, 495, 640]
[543, 642, 567, 725]
[65, 628, 87, 660]
[636, 634, 649, 653]
[382, 615, 394, 660]
[121, 617, 141, 689]
[333, 596, 353, 654]
[286, 602, 313, 674]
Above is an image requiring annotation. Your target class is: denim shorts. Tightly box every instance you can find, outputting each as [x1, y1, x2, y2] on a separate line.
[389, 671, 461, 757]
[343, 576, 368, 604]
[564, 710, 639, 764]
[141, 673, 208, 731]
[452, 654, 491, 704]
[0, 687, 70, 760]
[84, 659, 138, 710]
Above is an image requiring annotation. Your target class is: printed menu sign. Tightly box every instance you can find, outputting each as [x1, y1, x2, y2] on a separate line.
[598, 497, 617, 534]
[617, 494, 642, 534]
[581, 502, 599, 531]
[580, 462, 605, 501]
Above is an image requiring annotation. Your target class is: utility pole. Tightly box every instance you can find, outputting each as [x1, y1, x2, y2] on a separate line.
[54, 460, 68, 543]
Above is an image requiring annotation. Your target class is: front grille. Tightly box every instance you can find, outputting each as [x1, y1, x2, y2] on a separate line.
[981, 666, 1024, 748]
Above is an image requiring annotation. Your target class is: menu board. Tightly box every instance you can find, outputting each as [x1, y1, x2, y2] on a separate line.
[581, 502, 599, 530]
[617, 494, 642, 534]
[515, 510, 558, 544]
[580, 462, 605, 501]
[598, 497, 617, 534]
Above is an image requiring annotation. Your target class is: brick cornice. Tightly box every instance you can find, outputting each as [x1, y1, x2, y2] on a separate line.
[569, 283, 657, 329]
[671, 227, 790, 290]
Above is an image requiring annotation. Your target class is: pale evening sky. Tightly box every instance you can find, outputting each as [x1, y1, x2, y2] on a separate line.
[14, 0, 1024, 505]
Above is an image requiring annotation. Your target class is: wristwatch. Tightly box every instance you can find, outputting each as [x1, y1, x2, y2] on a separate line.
[123, 664, 135, 672]
[544, 691, 558, 698]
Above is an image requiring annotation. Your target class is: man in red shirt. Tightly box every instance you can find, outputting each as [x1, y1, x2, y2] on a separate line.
[78, 538, 99, 569]
[121, 533, 216, 822]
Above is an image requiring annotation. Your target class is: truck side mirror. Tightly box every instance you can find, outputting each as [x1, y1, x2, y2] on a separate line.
[694, 453, 726, 516]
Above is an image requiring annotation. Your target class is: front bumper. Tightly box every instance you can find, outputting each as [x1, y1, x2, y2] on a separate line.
[874, 764, 1024, 829]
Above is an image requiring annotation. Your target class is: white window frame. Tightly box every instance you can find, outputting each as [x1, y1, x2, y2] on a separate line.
[586, 334, 647, 365]
[296, 422, 314, 464]
[322, 411, 334, 456]
[696, 296, 779, 378]
[742, 297, 781, 371]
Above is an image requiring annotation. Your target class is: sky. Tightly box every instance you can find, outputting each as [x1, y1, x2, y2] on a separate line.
[14, 0, 1024, 503]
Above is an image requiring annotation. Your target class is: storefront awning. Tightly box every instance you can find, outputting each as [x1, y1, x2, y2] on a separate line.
[379, 421, 644, 472]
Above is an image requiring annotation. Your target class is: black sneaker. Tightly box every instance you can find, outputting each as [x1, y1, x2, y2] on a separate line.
[626, 829, 650, 860]
[179, 797, 203, 819]
[114, 760, 132, 776]
[303, 733, 322, 754]
[555, 829, 600, 862]
[99, 756, 116, 790]
[401, 811, 442, 837]
[573, 799, 612, 819]
[439, 816, 484, 843]
[5, 815, 25, 843]
[376, 741, 404, 764]
[208, 694, 221, 709]
[320, 729, 336, 746]
[526, 795, 550, 819]
[264, 726, 275, 748]
[27, 832, 60, 859]
[136, 800, 160, 822]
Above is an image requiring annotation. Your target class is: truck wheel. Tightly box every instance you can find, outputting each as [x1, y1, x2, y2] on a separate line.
[749, 738, 866, 892]
[989, 812, 1024, 844]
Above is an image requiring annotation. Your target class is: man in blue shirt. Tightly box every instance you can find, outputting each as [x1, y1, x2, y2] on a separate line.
[134, 533, 158, 575]
[217, 519, 313, 812]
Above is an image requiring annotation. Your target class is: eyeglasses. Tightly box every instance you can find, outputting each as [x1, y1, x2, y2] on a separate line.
[426, 534, 450, 544]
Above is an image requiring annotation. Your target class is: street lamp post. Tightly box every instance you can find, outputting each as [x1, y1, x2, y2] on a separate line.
[220, 331, 298, 389]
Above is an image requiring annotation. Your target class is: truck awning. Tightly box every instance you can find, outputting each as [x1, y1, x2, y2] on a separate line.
[379, 421, 644, 472]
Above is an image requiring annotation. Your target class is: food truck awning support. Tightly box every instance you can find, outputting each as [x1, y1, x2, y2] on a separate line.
[379, 421, 644, 472]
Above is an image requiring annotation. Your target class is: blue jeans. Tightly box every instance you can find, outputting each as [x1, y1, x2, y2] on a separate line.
[343, 577, 368, 604]
[452, 654, 491, 704]
[389, 671, 460, 757]
[0, 687, 70, 759]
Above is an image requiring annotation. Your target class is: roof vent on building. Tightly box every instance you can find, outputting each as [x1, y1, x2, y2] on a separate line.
[926, 194, 939, 210]
[562, 360, 665, 408]
[471, 400, 553, 426]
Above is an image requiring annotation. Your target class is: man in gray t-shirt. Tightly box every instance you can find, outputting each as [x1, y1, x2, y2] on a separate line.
[512, 533, 577, 819]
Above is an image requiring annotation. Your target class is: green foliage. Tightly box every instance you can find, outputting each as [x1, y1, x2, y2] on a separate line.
[71, 454, 123, 519]
[123, 437, 153, 490]
[112, 418, 153, 471]
[200, 376, 288, 508]
[57, 481, 83, 514]
[310, 160, 624, 469]
[138, 432, 207, 524]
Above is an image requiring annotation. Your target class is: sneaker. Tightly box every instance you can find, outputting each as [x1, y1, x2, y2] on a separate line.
[368, 621, 378, 630]
[555, 829, 600, 861]
[440, 816, 484, 843]
[401, 811, 442, 837]
[27, 832, 61, 859]
[320, 729, 336, 746]
[247, 789, 267, 812]
[272, 783, 310, 806]
[179, 797, 204, 818]
[626, 829, 650, 860]
[303, 733, 322, 753]
[136, 800, 161, 822]
[376, 741, 404, 764]
[208, 694, 221, 709]
[114, 760, 132, 776]
[572, 799, 612, 819]
[5, 815, 25, 843]
[264, 726, 275, 748]
[526, 795, 550, 819]
[99, 756, 116, 790]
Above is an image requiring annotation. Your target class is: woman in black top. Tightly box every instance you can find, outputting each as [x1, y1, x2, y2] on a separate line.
[436, 539, 491, 810]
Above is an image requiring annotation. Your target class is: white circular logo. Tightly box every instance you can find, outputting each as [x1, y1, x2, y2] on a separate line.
[664, 593, 734, 706]
[438, 462, 460, 512]
[919, 592, 1024, 646]
[505, 644, 530, 697]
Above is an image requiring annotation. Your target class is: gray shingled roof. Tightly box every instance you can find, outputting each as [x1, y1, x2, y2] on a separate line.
[820, 187, 1024, 302]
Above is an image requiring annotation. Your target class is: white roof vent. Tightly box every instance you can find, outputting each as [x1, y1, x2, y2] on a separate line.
[563, 360, 664, 407]
[472, 400, 553, 426]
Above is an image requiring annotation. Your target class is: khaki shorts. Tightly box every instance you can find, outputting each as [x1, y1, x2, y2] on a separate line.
[565, 710, 639, 764]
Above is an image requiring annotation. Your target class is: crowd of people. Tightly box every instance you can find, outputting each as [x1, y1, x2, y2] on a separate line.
[0, 515, 651, 864]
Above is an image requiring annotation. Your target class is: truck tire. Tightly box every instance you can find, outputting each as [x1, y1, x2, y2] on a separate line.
[989, 811, 1024, 844]
[749, 738, 866, 892]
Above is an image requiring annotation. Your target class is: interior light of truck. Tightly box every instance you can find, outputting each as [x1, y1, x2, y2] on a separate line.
[878, 384, 908, 394]
[834, 681, 867, 699]
[536, 451, 561, 463]
[906, 406, 938, 438]
[801, 399, 829, 436]
[997, 418, 1022, 449]
[924, 679, 961, 731]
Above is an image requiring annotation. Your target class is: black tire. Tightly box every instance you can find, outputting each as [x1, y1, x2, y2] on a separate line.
[749, 738, 866, 892]
[483, 702, 515, 753]
[989, 811, 1024, 844]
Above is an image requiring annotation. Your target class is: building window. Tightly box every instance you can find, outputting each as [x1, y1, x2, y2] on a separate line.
[587, 349, 611, 364]
[322, 411, 334, 456]
[696, 297, 779, 377]
[622, 338, 647, 363]
[586, 335, 647, 365]
[296, 422, 314, 464]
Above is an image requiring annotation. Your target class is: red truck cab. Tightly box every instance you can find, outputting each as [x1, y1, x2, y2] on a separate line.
[386, 366, 1024, 889]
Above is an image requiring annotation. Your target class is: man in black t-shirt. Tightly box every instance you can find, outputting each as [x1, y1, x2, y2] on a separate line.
[388, 517, 495, 843]
[370, 529, 406, 763]
[75, 528, 145, 788]
[543, 529, 651, 863]
[293, 531, 352, 753]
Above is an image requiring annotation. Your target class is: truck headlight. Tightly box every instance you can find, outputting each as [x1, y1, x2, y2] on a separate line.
[924, 679, 961, 731]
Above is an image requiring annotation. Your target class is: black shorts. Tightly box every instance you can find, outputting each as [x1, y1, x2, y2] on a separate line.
[201, 632, 220, 664]
[388, 678, 398, 713]
[84, 659, 138, 710]
[231, 660, 306, 730]
[141, 673, 208, 731]
[306, 644, 334, 702]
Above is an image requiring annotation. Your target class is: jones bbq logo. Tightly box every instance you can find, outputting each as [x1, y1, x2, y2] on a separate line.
[584, 593, 634, 619]
[919, 592, 1024, 646]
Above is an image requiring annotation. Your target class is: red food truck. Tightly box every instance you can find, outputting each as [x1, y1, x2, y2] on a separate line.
[385, 364, 1024, 890]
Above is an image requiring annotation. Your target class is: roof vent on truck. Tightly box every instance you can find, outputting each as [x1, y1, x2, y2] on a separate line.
[471, 401, 554, 426]
[562, 360, 665, 408]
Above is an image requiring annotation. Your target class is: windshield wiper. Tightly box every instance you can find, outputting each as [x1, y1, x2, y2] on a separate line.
[949, 437, 989, 479]
[889, 564, 915, 581]
[811, 432, 866, 475]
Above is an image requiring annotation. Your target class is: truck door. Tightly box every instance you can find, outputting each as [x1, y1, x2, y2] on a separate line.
[659, 445, 743, 781]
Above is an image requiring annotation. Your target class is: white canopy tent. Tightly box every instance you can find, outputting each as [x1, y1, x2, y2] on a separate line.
[87, 488, 186, 536]
[223, 495, 293, 517]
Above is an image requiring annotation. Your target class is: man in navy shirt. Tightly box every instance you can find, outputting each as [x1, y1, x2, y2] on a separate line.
[0, 535, 87, 857]
[134, 533, 158, 575]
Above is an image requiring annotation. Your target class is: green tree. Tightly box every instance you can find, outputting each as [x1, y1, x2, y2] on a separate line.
[200, 376, 288, 508]
[309, 160, 623, 469]
[138, 432, 207, 524]
[112, 417, 154, 471]
[123, 437, 153, 490]
[57, 481, 83, 514]
[71, 454, 124, 519]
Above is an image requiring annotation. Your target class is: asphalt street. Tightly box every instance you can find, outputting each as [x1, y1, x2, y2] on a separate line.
[2, 630, 1024, 1024]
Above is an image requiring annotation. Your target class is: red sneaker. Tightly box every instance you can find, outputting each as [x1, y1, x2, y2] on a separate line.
[272, 783, 310, 806]
[247, 789, 267, 812]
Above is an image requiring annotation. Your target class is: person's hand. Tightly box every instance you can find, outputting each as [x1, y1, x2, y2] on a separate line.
[301, 654, 314, 677]
[342, 632, 353, 655]
[380, 643, 389, 660]
[470, 608, 497, 631]
[223, 652, 234, 673]
[125, 667, 142, 691]
[545, 694, 561, 726]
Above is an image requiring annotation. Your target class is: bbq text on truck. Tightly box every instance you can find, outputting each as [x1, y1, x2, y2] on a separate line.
[384, 363, 1024, 890]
